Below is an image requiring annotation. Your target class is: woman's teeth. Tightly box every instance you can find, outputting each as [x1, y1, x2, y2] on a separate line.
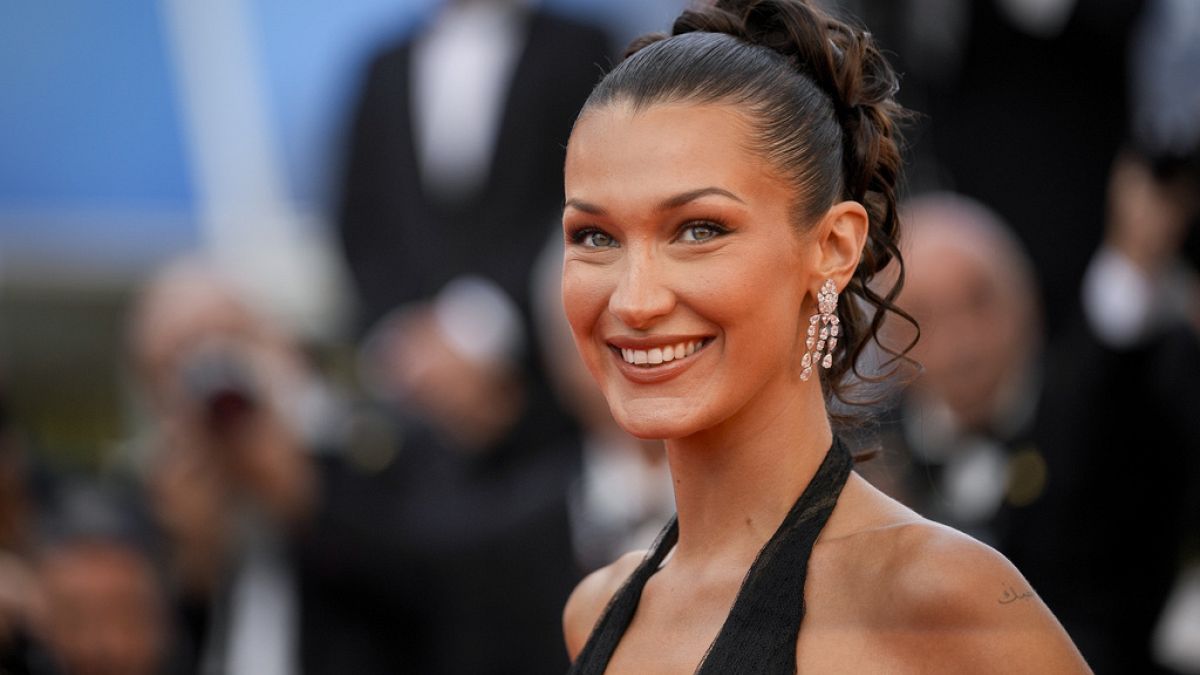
[620, 340, 703, 366]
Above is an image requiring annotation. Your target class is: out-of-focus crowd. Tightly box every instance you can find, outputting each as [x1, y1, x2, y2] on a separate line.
[0, 1, 1198, 674]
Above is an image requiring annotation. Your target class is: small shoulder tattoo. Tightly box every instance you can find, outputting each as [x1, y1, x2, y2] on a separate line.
[997, 583, 1036, 605]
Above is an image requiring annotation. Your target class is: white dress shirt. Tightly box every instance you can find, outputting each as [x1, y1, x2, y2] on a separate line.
[412, 1, 528, 200]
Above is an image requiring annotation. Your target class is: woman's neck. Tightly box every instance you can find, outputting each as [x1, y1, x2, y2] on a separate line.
[663, 380, 833, 569]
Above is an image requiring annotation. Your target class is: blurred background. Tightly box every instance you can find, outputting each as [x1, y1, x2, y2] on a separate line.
[0, 0, 1196, 674]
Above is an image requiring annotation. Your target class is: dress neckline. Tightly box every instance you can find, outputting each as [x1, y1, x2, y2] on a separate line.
[569, 437, 854, 674]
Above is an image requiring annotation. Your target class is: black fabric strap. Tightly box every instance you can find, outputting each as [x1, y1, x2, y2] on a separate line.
[569, 510, 679, 675]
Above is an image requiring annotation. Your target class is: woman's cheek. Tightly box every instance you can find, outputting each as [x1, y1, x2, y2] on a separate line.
[561, 264, 609, 345]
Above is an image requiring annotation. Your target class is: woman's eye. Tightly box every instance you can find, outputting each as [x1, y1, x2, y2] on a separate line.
[573, 228, 618, 249]
[679, 222, 725, 243]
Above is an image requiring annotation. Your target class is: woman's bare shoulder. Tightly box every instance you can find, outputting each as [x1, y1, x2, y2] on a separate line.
[562, 550, 645, 661]
[883, 520, 1044, 619]
[819, 476, 1090, 672]
[863, 516, 1089, 671]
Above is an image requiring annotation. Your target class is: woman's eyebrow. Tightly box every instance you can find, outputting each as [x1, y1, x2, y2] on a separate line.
[563, 198, 606, 215]
[564, 187, 744, 216]
[657, 187, 745, 211]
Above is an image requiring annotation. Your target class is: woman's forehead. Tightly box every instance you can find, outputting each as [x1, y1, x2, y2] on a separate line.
[564, 101, 783, 210]
[568, 101, 753, 160]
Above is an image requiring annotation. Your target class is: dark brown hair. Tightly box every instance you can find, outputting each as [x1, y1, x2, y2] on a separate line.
[578, 0, 917, 412]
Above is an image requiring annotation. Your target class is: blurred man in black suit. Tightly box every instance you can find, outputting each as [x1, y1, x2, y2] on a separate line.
[335, 2, 613, 672]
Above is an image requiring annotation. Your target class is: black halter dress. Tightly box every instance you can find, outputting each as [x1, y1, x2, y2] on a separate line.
[568, 437, 853, 674]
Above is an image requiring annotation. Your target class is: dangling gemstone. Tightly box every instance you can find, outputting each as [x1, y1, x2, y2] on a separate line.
[828, 337, 838, 352]
[806, 337, 815, 349]
[801, 366, 812, 381]
[816, 340, 825, 352]
[831, 324, 839, 337]
[819, 327, 829, 340]
[801, 353, 812, 368]
[822, 353, 833, 368]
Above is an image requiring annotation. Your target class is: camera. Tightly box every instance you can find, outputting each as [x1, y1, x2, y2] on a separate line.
[179, 344, 260, 437]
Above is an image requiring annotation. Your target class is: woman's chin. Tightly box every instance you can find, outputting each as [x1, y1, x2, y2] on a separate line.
[610, 401, 704, 441]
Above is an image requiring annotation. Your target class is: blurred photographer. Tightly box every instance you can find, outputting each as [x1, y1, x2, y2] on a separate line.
[127, 259, 323, 675]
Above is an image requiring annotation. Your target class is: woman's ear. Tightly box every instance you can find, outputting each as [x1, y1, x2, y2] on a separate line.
[813, 200, 869, 288]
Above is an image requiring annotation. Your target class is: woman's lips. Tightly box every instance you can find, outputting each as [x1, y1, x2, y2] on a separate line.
[606, 337, 714, 383]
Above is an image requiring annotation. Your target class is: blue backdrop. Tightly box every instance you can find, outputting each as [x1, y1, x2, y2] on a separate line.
[0, 0, 681, 270]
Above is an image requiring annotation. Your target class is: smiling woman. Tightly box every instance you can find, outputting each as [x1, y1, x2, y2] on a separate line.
[559, 1, 1089, 673]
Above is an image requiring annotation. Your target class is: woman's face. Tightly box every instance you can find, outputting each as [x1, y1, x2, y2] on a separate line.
[562, 102, 819, 440]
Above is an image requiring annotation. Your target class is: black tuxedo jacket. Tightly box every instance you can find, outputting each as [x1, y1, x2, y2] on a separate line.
[338, 8, 613, 332]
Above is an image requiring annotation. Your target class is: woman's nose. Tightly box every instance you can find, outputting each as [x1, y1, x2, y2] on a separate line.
[608, 253, 675, 329]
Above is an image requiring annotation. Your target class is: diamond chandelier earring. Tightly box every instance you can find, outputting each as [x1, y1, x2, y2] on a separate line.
[801, 279, 839, 382]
